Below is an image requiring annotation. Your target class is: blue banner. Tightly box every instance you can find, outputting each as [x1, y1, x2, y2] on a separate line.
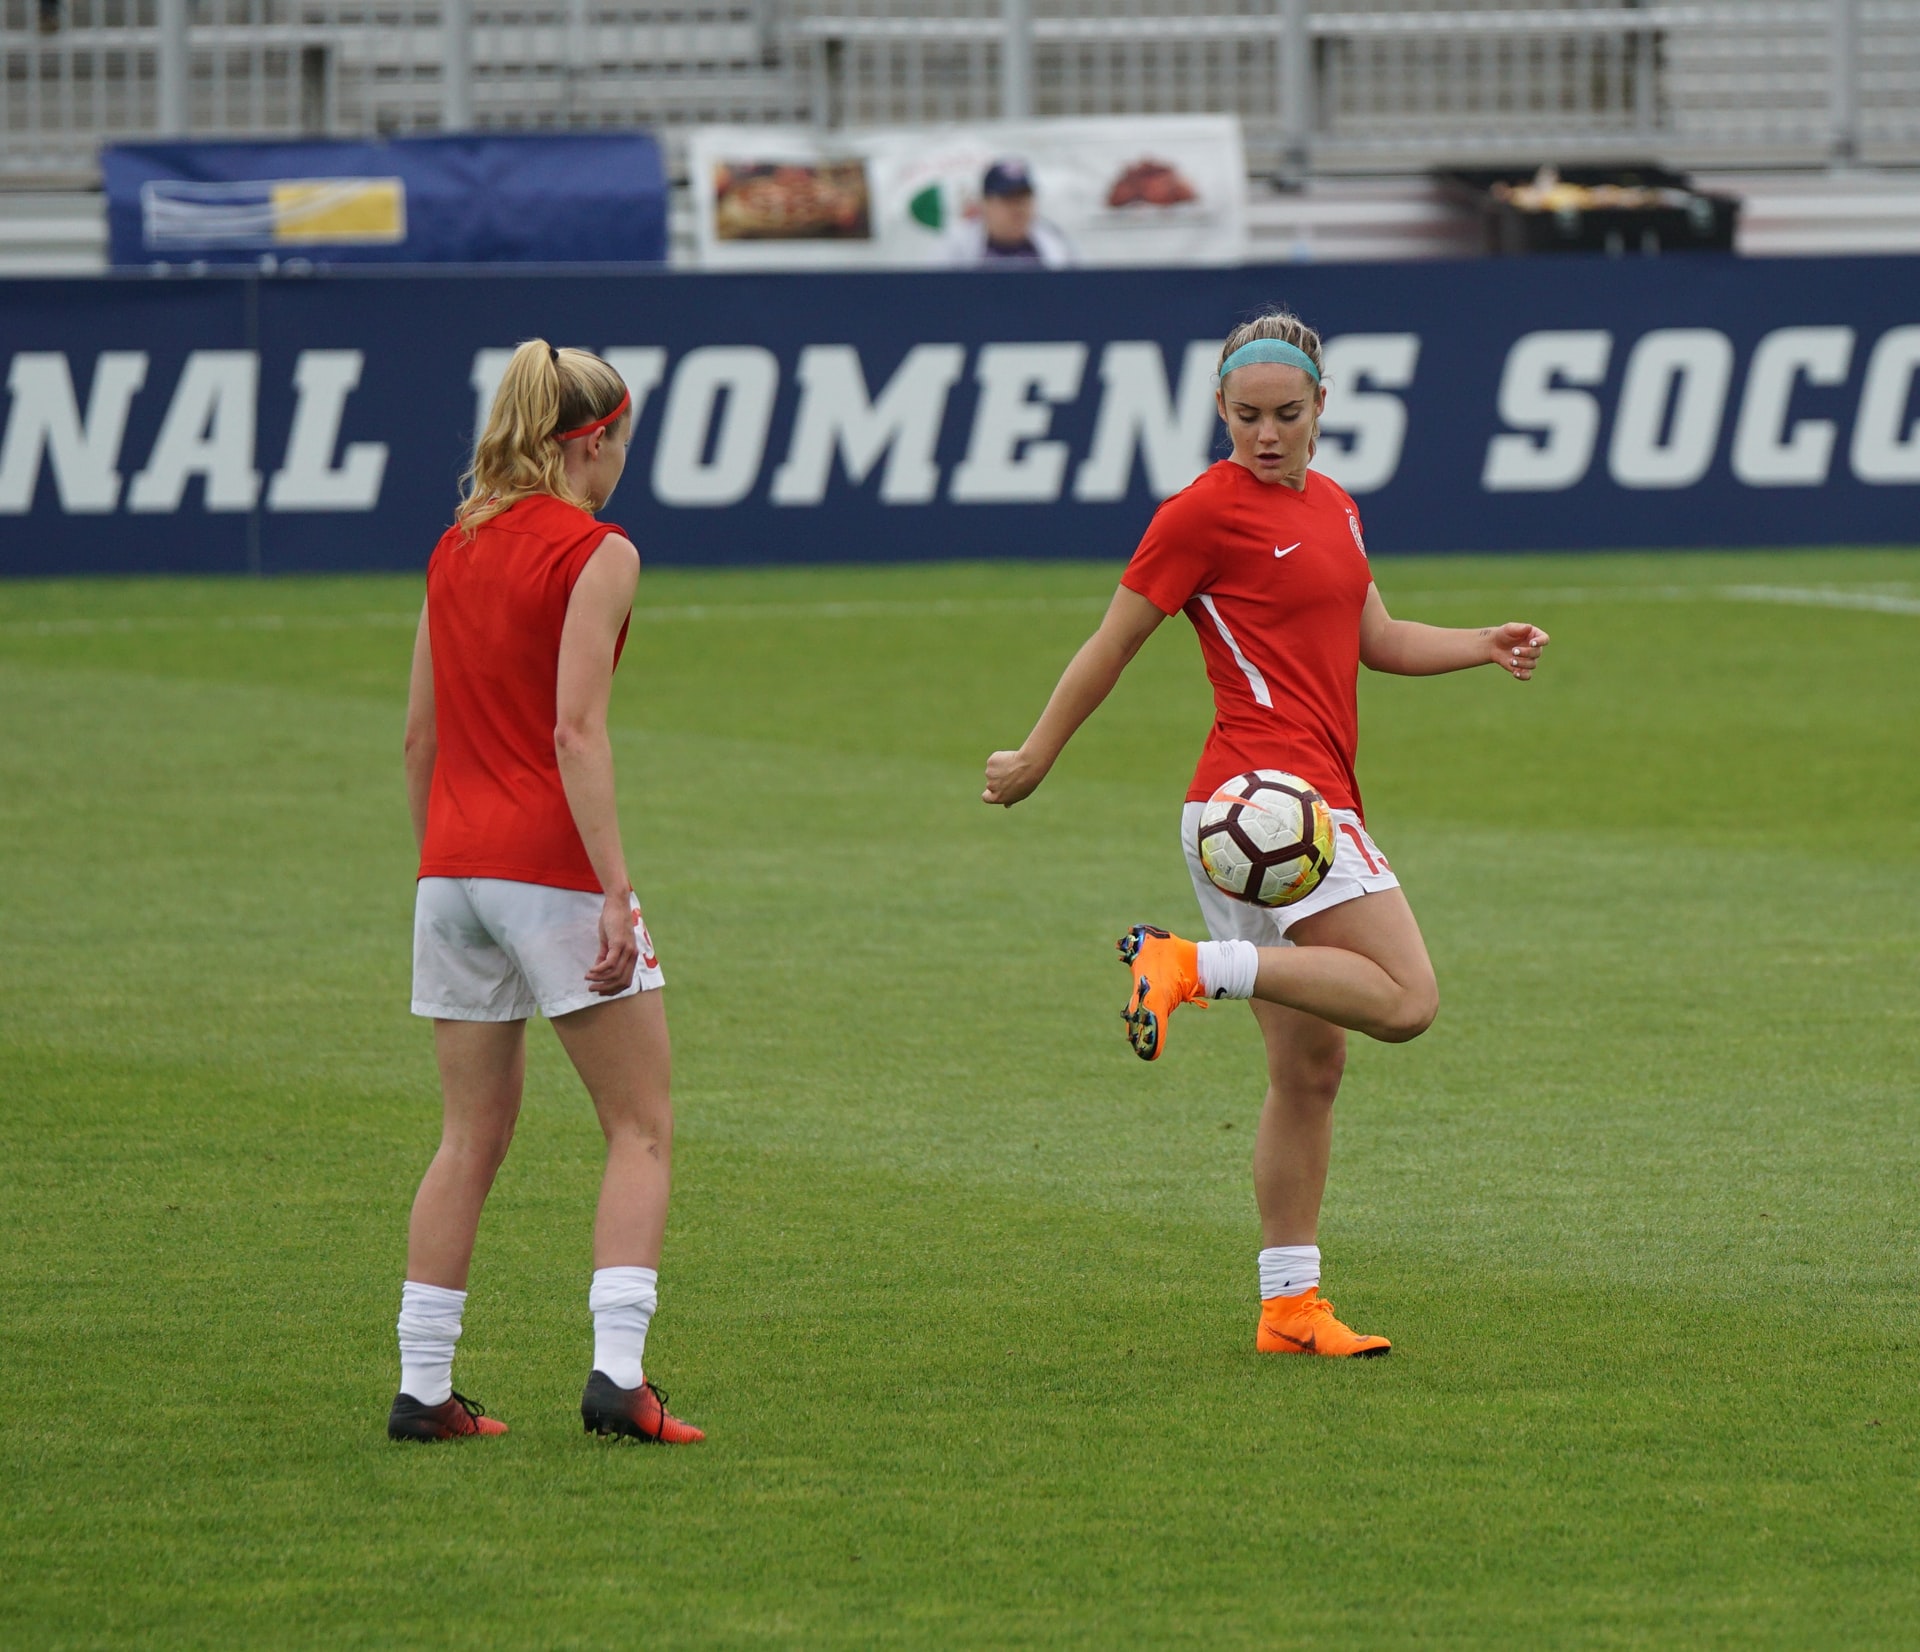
[103, 135, 668, 268]
[1, 256, 1916, 577]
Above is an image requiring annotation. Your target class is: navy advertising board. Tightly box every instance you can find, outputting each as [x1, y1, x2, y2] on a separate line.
[1, 256, 1916, 576]
[103, 134, 670, 268]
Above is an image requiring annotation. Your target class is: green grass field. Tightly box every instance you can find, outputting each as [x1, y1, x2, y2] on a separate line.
[3, 548, 1917, 1649]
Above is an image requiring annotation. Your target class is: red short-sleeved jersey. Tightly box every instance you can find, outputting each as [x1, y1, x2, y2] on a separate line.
[1122, 459, 1373, 815]
[418, 494, 631, 893]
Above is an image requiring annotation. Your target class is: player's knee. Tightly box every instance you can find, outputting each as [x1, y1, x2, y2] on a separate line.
[1264, 1021, 1346, 1115]
[604, 1105, 672, 1156]
[1271, 1041, 1345, 1105]
[442, 1121, 516, 1175]
[1378, 983, 1438, 1043]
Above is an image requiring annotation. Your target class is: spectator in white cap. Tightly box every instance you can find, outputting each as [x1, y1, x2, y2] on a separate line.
[943, 158, 1076, 267]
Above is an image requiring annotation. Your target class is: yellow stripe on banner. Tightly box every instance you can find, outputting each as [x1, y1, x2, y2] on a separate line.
[270, 179, 407, 244]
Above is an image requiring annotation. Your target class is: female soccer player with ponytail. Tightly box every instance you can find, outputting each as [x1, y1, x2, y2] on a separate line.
[985, 311, 1549, 1359]
[389, 340, 702, 1443]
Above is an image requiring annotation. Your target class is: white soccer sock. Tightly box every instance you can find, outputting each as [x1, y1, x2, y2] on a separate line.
[589, 1265, 659, 1390]
[1259, 1245, 1321, 1301]
[397, 1280, 467, 1406]
[1196, 938, 1259, 1000]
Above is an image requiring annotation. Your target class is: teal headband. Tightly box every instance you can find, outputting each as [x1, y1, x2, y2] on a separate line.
[1218, 339, 1321, 384]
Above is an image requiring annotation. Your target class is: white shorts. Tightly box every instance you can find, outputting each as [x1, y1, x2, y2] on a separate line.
[1181, 801, 1400, 947]
[411, 877, 665, 1022]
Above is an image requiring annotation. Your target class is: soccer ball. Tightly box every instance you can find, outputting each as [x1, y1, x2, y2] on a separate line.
[1196, 770, 1335, 908]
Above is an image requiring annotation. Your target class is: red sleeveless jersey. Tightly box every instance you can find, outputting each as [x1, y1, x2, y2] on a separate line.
[418, 494, 631, 893]
[1121, 461, 1373, 815]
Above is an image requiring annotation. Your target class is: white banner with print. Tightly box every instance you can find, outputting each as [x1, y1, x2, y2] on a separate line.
[687, 116, 1248, 271]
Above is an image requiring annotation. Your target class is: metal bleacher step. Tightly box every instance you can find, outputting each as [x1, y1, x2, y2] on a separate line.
[1249, 170, 1920, 263]
[1243, 177, 1482, 263]
[1697, 168, 1920, 257]
[3, 169, 1917, 277]
[0, 190, 108, 275]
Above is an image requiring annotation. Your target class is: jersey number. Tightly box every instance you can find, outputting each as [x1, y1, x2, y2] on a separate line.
[1338, 821, 1388, 875]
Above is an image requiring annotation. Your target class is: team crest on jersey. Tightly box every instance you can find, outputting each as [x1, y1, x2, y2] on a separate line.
[1346, 511, 1367, 556]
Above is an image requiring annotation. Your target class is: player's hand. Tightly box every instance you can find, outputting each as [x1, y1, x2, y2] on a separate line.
[983, 748, 1047, 808]
[586, 889, 639, 996]
[1489, 622, 1549, 680]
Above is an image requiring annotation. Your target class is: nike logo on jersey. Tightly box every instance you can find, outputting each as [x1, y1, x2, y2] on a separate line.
[1273, 542, 1300, 558]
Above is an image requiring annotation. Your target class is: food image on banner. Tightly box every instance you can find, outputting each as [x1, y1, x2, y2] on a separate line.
[688, 116, 1246, 269]
[711, 160, 872, 242]
[1104, 158, 1199, 211]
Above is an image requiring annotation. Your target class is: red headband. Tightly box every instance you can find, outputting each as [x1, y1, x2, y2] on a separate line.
[554, 388, 631, 443]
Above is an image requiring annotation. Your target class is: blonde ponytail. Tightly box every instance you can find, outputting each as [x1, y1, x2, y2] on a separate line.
[456, 340, 629, 531]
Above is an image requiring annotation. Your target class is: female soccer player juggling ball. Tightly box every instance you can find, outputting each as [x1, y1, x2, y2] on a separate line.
[390, 340, 702, 1442]
[984, 312, 1548, 1358]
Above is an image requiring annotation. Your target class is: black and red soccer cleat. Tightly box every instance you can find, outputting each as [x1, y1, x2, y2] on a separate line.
[580, 1371, 705, 1443]
[387, 1389, 509, 1441]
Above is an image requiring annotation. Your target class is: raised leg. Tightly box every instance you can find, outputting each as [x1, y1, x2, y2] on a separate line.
[1252, 887, 1439, 1044]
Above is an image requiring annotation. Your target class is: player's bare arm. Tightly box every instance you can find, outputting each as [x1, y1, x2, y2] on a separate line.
[403, 601, 437, 852]
[1357, 584, 1549, 680]
[555, 533, 642, 994]
[982, 584, 1165, 807]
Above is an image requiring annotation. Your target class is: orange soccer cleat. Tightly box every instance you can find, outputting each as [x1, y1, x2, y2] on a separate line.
[581, 1371, 706, 1443]
[387, 1390, 510, 1441]
[1116, 925, 1207, 1062]
[1256, 1288, 1392, 1358]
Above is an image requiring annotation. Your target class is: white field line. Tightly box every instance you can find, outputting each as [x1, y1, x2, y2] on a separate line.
[0, 611, 419, 638]
[634, 595, 1111, 622]
[1382, 582, 1920, 612]
[1718, 585, 1920, 616]
[0, 595, 1110, 638]
[2, 584, 1916, 640]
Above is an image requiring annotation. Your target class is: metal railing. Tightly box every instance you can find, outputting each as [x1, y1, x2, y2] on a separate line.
[782, 0, 1920, 173]
[4, 0, 1918, 177]
[1, 0, 808, 172]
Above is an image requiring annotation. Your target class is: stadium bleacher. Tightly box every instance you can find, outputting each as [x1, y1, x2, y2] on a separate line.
[3, 0, 1918, 268]
[0, 184, 104, 270]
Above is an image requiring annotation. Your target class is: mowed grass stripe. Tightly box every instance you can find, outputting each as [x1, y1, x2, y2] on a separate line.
[5, 574, 1920, 639]
[2, 549, 1918, 1648]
